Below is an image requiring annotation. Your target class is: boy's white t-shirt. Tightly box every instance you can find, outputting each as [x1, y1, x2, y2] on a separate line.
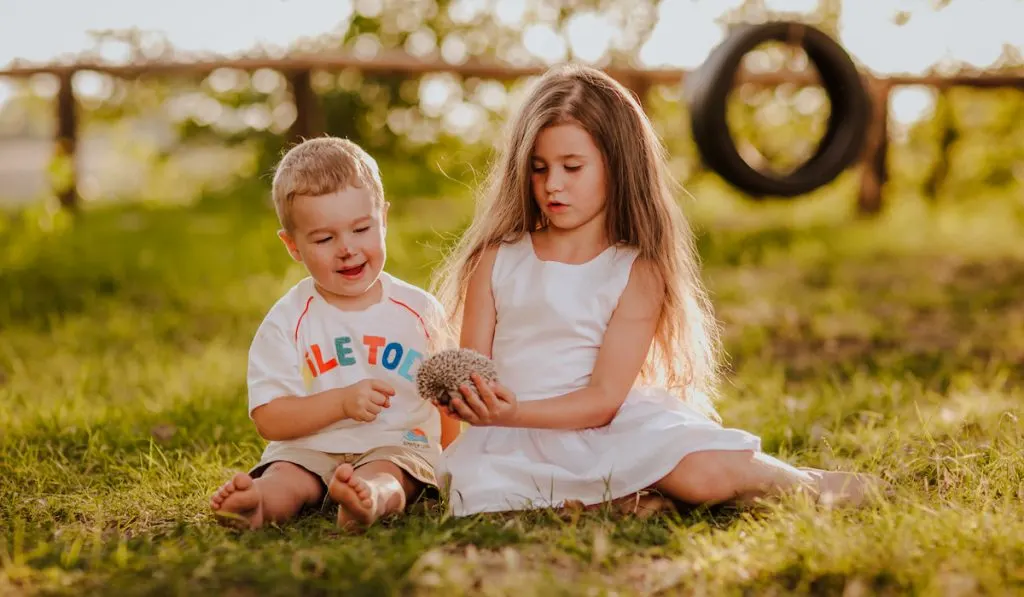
[247, 272, 447, 461]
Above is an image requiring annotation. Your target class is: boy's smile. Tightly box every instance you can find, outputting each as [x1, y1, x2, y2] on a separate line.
[278, 185, 389, 310]
[339, 263, 366, 278]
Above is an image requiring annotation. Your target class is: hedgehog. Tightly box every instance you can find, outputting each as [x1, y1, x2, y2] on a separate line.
[415, 348, 499, 407]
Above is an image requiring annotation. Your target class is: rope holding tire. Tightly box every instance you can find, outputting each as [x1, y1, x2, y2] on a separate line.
[686, 22, 871, 199]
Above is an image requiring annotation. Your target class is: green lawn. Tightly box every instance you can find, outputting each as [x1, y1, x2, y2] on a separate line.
[2, 182, 1023, 596]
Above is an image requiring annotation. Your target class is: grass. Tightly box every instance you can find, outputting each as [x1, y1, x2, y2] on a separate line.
[2, 179, 1023, 596]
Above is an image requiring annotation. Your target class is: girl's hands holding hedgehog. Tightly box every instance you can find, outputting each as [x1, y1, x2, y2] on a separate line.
[448, 372, 518, 427]
[414, 348, 516, 426]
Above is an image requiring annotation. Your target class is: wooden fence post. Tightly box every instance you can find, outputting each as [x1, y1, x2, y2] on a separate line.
[924, 89, 953, 199]
[857, 77, 891, 215]
[286, 69, 323, 143]
[625, 75, 652, 113]
[55, 70, 79, 211]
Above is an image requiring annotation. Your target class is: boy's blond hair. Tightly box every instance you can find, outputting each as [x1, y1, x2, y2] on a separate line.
[271, 137, 384, 231]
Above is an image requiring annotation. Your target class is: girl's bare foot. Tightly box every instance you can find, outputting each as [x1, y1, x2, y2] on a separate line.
[328, 463, 405, 531]
[210, 473, 264, 529]
[800, 468, 888, 508]
[630, 493, 678, 519]
[558, 492, 677, 519]
[604, 492, 677, 518]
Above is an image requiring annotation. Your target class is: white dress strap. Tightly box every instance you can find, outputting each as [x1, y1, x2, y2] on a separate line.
[604, 244, 640, 304]
[490, 235, 531, 291]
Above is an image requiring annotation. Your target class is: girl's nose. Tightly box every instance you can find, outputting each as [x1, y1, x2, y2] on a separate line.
[545, 170, 565, 194]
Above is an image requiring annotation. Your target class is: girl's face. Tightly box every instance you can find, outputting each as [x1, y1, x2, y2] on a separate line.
[530, 123, 607, 233]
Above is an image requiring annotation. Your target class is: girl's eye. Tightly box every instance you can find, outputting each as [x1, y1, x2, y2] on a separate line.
[531, 164, 547, 173]
[314, 237, 332, 245]
[354, 226, 370, 233]
[565, 165, 582, 172]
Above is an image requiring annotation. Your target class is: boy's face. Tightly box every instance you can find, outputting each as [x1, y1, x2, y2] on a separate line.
[279, 185, 388, 305]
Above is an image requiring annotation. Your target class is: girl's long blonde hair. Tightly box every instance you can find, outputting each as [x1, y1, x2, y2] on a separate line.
[433, 63, 723, 418]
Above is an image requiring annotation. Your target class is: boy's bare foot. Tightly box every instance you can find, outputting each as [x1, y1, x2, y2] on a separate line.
[329, 463, 405, 531]
[210, 473, 264, 529]
[800, 468, 888, 508]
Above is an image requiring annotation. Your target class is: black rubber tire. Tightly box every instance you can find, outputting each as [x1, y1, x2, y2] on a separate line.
[686, 22, 871, 198]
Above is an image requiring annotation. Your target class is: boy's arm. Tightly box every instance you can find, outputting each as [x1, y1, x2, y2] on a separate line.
[247, 315, 392, 441]
[251, 380, 393, 441]
[251, 389, 348, 441]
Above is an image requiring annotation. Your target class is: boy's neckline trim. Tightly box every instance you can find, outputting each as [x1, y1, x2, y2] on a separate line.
[311, 272, 393, 315]
[526, 232, 615, 266]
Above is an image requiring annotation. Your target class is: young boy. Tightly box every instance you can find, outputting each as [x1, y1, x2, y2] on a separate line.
[210, 136, 459, 530]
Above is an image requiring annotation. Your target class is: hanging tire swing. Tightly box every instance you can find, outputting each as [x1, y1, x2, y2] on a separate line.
[686, 22, 871, 198]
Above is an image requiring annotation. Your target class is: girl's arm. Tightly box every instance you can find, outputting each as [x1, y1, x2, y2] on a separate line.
[442, 245, 502, 424]
[459, 245, 500, 357]
[508, 258, 663, 429]
[456, 258, 663, 430]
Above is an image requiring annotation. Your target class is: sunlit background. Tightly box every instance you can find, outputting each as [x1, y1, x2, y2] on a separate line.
[0, 0, 1021, 205]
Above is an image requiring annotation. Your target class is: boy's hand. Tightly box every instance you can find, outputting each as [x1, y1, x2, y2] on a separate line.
[342, 379, 395, 422]
[449, 372, 518, 427]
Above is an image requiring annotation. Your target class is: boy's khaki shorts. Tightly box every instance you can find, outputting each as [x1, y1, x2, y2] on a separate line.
[249, 443, 438, 492]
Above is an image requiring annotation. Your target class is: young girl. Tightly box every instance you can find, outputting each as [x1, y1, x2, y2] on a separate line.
[431, 64, 880, 516]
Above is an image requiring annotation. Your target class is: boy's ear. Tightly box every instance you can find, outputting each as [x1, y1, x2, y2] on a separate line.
[382, 201, 390, 227]
[277, 229, 303, 263]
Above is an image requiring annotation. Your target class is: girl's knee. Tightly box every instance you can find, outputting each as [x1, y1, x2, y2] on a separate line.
[661, 450, 755, 505]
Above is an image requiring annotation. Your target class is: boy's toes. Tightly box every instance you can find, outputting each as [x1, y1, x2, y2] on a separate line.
[333, 463, 355, 485]
[211, 480, 237, 508]
[230, 472, 254, 491]
[329, 466, 379, 530]
[211, 473, 265, 529]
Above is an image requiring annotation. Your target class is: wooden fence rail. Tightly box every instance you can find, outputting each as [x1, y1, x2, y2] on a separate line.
[2, 51, 1022, 213]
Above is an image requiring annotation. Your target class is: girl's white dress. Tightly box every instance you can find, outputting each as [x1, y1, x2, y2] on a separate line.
[438, 235, 762, 516]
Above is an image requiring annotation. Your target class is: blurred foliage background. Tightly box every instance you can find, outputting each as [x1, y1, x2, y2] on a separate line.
[0, 0, 1021, 217]
[1, 5, 1024, 592]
